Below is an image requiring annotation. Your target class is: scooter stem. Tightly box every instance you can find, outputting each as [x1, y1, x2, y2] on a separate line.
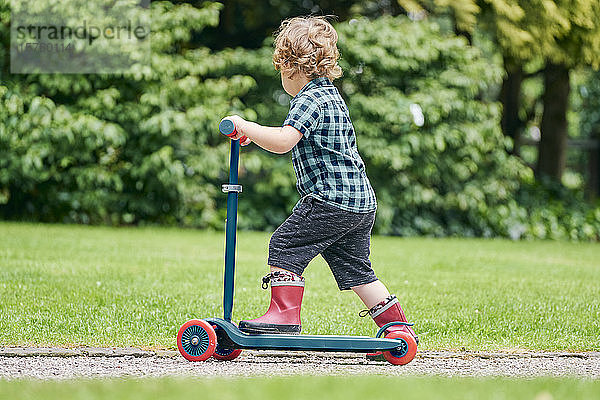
[223, 139, 241, 322]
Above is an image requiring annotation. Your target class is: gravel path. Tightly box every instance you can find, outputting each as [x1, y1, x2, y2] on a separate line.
[1, 348, 599, 380]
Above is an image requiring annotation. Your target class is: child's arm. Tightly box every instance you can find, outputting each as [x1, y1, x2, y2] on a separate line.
[222, 115, 303, 154]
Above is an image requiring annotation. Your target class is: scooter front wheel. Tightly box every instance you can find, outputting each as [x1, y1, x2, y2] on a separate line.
[382, 331, 417, 365]
[213, 347, 242, 361]
[212, 325, 242, 361]
[177, 319, 217, 362]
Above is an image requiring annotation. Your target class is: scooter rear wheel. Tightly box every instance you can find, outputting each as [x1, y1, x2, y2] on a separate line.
[177, 319, 217, 362]
[382, 331, 417, 365]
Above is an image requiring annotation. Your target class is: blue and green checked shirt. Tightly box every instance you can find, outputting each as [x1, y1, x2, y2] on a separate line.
[283, 77, 377, 213]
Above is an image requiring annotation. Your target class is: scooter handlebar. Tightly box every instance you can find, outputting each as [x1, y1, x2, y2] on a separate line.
[219, 119, 248, 144]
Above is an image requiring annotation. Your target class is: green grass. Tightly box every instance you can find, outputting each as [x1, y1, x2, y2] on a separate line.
[0, 377, 599, 400]
[0, 221, 598, 351]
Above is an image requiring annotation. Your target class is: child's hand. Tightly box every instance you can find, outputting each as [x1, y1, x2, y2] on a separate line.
[222, 115, 252, 146]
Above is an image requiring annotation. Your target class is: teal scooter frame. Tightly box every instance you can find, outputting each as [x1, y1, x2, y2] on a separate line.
[176, 120, 418, 365]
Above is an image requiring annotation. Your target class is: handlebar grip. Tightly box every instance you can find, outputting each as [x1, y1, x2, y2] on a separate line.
[219, 119, 248, 144]
[219, 119, 236, 136]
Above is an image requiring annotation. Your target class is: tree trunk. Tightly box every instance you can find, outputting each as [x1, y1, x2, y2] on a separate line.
[537, 62, 570, 182]
[499, 58, 524, 156]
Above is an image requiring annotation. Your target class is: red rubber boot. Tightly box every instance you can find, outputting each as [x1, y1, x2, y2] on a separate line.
[238, 270, 304, 335]
[362, 295, 418, 361]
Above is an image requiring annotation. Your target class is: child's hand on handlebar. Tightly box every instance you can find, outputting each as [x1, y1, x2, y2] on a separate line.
[222, 115, 252, 146]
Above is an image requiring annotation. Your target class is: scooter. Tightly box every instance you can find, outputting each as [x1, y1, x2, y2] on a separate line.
[176, 120, 418, 365]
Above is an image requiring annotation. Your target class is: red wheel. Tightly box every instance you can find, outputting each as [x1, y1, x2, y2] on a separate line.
[177, 319, 217, 362]
[212, 325, 242, 361]
[382, 331, 418, 365]
[213, 347, 242, 361]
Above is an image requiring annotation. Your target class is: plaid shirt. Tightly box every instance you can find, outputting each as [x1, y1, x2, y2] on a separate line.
[283, 77, 377, 213]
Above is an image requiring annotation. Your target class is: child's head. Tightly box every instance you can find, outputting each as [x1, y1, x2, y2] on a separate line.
[273, 16, 342, 81]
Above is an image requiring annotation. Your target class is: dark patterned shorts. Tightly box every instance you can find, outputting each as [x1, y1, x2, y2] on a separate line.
[268, 196, 378, 290]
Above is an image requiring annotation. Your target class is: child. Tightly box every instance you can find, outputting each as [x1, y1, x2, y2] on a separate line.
[222, 16, 418, 351]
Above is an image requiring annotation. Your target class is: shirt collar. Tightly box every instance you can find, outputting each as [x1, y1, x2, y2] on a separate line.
[293, 77, 332, 99]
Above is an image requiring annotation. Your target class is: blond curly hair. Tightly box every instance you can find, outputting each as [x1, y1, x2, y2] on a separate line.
[273, 16, 343, 80]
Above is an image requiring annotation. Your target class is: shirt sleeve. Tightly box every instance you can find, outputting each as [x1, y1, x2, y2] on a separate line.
[283, 96, 321, 138]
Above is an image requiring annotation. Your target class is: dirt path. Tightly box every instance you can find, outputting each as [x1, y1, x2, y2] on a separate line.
[1, 348, 599, 380]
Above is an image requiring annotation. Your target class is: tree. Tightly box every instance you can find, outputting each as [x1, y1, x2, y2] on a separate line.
[398, 0, 600, 183]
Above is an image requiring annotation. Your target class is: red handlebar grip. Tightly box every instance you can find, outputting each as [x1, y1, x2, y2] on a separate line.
[219, 119, 248, 144]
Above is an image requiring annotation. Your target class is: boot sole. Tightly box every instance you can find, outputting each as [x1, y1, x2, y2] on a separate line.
[238, 321, 301, 335]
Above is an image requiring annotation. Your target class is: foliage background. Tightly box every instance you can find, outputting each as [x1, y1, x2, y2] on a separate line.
[0, 0, 599, 239]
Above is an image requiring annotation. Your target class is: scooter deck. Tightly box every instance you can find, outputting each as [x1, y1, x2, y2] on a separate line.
[207, 318, 405, 353]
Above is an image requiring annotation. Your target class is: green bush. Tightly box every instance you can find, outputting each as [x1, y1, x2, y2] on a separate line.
[516, 178, 600, 240]
[0, 1, 254, 227]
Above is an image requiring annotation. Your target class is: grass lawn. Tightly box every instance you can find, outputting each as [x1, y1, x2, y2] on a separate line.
[0, 221, 598, 351]
[0, 377, 599, 400]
